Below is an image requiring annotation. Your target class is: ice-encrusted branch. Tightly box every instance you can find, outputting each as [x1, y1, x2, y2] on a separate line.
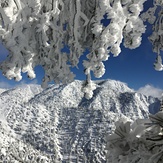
[82, 0, 147, 98]
[141, 0, 163, 71]
[0, 0, 161, 98]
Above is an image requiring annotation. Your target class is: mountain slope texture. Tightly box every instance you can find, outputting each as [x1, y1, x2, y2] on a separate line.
[0, 80, 160, 162]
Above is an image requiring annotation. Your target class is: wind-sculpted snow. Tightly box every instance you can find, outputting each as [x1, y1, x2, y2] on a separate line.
[0, 80, 160, 162]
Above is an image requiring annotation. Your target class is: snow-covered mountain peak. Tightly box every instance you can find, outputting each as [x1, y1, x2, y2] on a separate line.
[95, 79, 133, 93]
[0, 84, 42, 102]
[0, 79, 160, 162]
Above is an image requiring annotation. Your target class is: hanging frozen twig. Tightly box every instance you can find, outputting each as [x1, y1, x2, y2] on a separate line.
[0, 0, 162, 98]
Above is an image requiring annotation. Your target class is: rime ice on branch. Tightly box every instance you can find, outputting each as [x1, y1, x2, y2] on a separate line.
[106, 110, 163, 163]
[141, 0, 163, 71]
[0, 0, 161, 98]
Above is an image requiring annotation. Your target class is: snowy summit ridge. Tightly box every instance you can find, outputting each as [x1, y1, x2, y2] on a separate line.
[0, 79, 160, 162]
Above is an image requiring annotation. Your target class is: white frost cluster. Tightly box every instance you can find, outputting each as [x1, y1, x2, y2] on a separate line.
[82, 0, 147, 98]
[141, 1, 163, 71]
[154, 55, 163, 71]
[106, 111, 163, 163]
[82, 80, 97, 99]
[0, 0, 161, 97]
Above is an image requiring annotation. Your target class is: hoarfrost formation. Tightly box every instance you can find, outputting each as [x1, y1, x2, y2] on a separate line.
[0, 0, 163, 98]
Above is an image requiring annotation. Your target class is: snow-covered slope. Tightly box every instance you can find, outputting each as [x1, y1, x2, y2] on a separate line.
[0, 84, 42, 118]
[0, 88, 5, 94]
[0, 80, 160, 162]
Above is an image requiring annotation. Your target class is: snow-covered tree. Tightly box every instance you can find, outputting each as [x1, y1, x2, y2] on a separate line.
[0, 0, 163, 98]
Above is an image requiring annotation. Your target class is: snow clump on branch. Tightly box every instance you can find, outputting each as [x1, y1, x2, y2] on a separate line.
[0, 0, 161, 98]
[106, 111, 163, 163]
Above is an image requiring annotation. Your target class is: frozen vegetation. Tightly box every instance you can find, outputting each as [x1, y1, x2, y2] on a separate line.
[0, 0, 163, 98]
[0, 0, 163, 162]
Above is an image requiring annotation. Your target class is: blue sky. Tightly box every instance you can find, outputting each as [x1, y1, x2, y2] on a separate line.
[0, 1, 163, 96]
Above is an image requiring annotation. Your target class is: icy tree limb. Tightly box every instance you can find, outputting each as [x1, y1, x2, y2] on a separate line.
[0, 0, 162, 99]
